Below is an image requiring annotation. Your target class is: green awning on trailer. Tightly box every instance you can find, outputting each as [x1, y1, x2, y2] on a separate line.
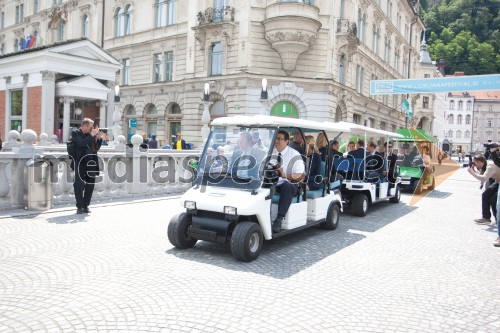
[394, 129, 437, 142]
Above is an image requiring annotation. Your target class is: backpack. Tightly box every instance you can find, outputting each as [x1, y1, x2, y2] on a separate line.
[67, 131, 78, 170]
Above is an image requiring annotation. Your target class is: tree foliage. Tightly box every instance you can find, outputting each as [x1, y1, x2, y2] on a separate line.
[423, 0, 499, 75]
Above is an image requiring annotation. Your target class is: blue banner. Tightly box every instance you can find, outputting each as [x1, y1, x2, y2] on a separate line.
[370, 74, 500, 95]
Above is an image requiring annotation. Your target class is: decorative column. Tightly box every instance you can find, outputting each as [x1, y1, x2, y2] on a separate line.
[60, 97, 74, 142]
[41, 71, 56, 136]
[99, 101, 108, 128]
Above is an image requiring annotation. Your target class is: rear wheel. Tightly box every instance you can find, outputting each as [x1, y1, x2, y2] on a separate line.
[168, 213, 197, 249]
[428, 176, 436, 190]
[230, 222, 263, 262]
[389, 185, 401, 203]
[320, 203, 340, 230]
[352, 194, 369, 217]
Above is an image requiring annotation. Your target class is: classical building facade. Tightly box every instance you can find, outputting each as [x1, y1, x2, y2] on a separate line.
[470, 91, 500, 151]
[0, 0, 431, 145]
[440, 91, 474, 154]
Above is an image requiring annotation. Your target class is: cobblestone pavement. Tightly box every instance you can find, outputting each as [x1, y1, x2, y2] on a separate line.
[0, 167, 499, 332]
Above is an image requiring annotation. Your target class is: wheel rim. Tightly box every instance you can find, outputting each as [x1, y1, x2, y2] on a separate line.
[249, 232, 260, 253]
[363, 199, 368, 212]
[333, 207, 339, 224]
[397, 187, 401, 200]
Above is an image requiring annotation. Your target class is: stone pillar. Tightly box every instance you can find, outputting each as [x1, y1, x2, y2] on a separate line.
[22, 74, 28, 131]
[60, 97, 74, 143]
[99, 101, 107, 128]
[41, 71, 56, 135]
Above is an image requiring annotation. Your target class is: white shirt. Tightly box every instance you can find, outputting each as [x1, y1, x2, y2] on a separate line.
[272, 146, 305, 184]
[423, 154, 431, 167]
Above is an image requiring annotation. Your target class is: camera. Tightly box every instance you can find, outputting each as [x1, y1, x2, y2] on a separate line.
[99, 128, 108, 134]
[483, 142, 498, 149]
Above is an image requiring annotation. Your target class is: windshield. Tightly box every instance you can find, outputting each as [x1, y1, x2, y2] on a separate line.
[194, 126, 277, 190]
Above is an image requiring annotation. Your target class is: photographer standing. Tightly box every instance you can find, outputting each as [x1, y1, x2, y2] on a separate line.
[69, 118, 103, 214]
[468, 146, 500, 226]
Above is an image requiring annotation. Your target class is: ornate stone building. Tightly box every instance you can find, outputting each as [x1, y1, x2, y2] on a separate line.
[0, 0, 432, 145]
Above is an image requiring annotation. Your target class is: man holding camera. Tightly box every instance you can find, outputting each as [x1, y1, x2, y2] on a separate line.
[468, 144, 500, 226]
[69, 118, 103, 214]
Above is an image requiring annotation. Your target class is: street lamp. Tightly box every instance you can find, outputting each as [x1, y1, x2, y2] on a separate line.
[203, 83, 210, 102]
[114, 85, 120, 102]
[260, 78, 268, 100]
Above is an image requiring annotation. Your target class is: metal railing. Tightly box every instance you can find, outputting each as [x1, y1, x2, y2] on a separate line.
[197, 6, 235, 26]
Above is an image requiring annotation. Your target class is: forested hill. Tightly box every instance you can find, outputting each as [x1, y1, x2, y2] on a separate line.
[421, 0, 499, 75]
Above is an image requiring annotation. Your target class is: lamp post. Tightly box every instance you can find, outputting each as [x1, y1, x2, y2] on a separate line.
[201, 83, 211, 142]
[259, 78, 268, 115]
[111, 85, 122, 145]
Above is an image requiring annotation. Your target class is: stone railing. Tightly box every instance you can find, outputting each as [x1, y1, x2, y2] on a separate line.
[0, 130, 201, 211]
[197, 6, 235, 25]
[336, 19, 357, 37]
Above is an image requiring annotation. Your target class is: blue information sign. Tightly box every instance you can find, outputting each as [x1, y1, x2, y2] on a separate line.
[370, 74, 500, 95]
[129, 119, 137, 128]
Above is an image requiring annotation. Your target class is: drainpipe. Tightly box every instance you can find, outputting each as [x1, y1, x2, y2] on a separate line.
[406, 16, 418, 129]
[101, 0, 106, 48]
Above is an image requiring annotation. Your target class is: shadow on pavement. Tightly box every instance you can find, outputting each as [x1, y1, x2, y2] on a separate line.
[424, 190, 453, 199]
[165, 201, 417, 279]
[46, 213, 88, 224]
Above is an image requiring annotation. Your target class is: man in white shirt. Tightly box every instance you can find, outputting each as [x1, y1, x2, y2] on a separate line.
[272, 130, 305, 233]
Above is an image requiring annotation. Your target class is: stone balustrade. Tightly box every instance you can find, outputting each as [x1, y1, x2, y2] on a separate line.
[0, 130, 201, 210]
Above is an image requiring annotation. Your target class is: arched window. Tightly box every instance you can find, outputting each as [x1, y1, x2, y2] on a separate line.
[114, 7, 123, 37]
[210, 100, 227, 118]
[380, 121, 386, 131]
[167, 103, 182, 145]
[362, 13, 367, 43]
[456, 130, 462, 138]
[270, 101, 299, 118]
[82, 15, 89, 38]
[339, 54, 346, 84]
[124, 5, 132, 36]
[449, 100, 455, 110]
[466, 100, 472, 111]
[448, 114, 454, 124]
[458, 100, 463, 110]
[394, 48, 400, 72]
[125, 105, 136, 116]
[457, 114, 463, 125]
[465, 130, 470, 138]
[465, 114, 471, 125]
[144, 104, 158, 138]
[57, 21, 65, 42]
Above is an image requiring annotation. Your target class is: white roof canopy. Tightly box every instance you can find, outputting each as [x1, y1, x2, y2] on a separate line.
[336, 122, 404, 138]
[211, 115, 351, 133]
[56, 75, 110, 100]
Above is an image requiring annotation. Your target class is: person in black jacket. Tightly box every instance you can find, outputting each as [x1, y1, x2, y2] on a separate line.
[173, 133, 187, 150]
[305, 135, 322, 191]
[70, 118, 103, 214]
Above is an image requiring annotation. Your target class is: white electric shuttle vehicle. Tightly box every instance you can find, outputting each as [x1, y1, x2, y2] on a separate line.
[328, 122, 404, 217]
[168, 115, 351, 262]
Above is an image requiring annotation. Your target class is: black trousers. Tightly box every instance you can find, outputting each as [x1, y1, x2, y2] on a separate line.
[482, 182, 498, 219]
[276, 181, 298, 218]
[74, 164, 98, 209]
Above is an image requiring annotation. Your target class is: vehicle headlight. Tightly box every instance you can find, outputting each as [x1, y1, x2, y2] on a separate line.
[224, 206, 237, 216]
[184, 200, 197, 210]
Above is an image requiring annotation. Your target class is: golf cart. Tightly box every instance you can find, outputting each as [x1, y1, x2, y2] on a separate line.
[326, 122, 404, 217]
[395, 129, 436, 194]
[168, 115, 351, 262]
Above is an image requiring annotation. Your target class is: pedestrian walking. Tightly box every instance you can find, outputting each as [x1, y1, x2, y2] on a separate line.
[69, 118, 103, 214]
[437, 151, 443, 165]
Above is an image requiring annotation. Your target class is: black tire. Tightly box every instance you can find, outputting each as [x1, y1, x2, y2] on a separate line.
[320, 203, 340, 230]
[389, 185, 400, 203]
[168, 213, 197, 249]
[352, 194, 369, 217]
[230, 222, 263, 262]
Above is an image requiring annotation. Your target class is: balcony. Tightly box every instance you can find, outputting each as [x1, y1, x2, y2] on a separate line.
[193, 6, 236, 50]
[196, 6, 235, 26]
[263, 1, 321, 76]
[336, 19, 359, 60]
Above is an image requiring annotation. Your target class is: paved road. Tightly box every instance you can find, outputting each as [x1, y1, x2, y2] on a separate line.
[0, 168, 499, 332]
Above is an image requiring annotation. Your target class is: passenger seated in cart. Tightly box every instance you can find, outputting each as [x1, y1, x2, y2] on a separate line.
[271, 130, 306, 233]
[305, 135, 322, 191]
[230, 132, 266, 180]
[349, 140, 366, 158]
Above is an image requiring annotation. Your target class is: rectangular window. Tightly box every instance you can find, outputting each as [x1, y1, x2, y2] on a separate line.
[10, 90, 23, 131]
[355, 65, 364, 94]
[164, 51, 173, 81]
[122, 58, 130, 85]
[153, 53, 163, 82]
[210, 43, 223, 76]
[0, 12, 4, 29]
[487, 119, 492, 127]
[147, 122, 158, 138]
[34, 0, 39, 14]
[353, 114, 361, 125]
[339, 56, 346, 84]
[156, 0, 176, 28]
[422, 96, 429, 108]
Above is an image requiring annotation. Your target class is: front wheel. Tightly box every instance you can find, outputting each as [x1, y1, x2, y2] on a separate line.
[230, 222, 263, 262]
[352, 194, 369, 217]
[320, 203, 340, 230]
[168, 213, 197, 249]
[389, 185, 401, 203]
[428, 177, 436, 190]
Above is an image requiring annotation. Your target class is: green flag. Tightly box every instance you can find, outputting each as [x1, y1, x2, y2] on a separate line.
[401, 99, 413, 119]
